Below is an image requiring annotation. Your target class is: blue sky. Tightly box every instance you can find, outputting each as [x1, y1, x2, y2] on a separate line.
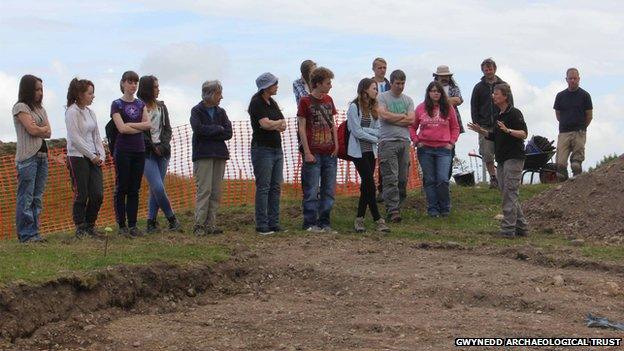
[1, 0, 623, 170]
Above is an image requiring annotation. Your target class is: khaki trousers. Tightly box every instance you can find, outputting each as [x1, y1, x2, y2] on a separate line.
[556, 131, 586, 176]
[497, 158, 528, 235]
[193, 158, 227, 227]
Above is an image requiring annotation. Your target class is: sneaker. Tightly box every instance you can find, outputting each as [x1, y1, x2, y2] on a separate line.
[375, 218, 390, 233]
[321, 226, 338, 234]
[193, 224, 207, 236]
[269, 225, 287, 233]
[167, 216, 183, 232]
[146, 219, 159, 234]
[85, 224, 102, 237]
[22, 235, 47, 243]
[388, 212, 402, 223]
[354, 217, 365, 233]
[305, 225, 324, 233]
[128, 226, 144, 238]
[118, 226, 130, 237]
[256, 227, 275, 236]
[75, 225, 89, 238]
[489, 176, 499, 189]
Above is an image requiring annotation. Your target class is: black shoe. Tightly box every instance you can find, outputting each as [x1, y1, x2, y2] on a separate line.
[146, 219, 159, 234]
[128, 226, 144, 238]
[75, 225, 89, 238]
[167, 216, 183, 232]
[515, 228, 529, 237]
[497, 231, 515, 239]
[118, 226, 130, 237]
[211, 227, 224, 235]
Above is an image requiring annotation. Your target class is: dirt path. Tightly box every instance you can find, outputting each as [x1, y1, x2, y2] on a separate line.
[6, 234, 624, 350]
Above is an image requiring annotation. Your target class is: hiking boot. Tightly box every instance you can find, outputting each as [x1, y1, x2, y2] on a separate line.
[489, 176, 499, 189]
[211, 227, 224, 235]
[388, 212, 402, 223]
[497, 231, 515, 239]
[256, 227, 275, 236]
[167, 215, 183, 232]
[375, 218, 390, 233]
[354, 217, 365, 233]
[128, 226, 144, 238]
[146, 219, 159, 234]
[85, 223, 102, 237]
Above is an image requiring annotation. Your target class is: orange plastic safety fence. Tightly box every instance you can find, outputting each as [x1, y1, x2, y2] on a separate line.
[0, 112, 421, 239]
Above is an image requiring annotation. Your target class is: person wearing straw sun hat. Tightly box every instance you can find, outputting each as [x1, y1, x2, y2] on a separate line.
[248, 72, 287, 235]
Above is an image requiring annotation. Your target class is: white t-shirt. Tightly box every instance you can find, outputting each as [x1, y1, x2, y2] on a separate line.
[149, 106, 162, 144]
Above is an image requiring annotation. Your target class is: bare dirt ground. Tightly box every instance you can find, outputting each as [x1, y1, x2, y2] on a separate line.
[3, 233, 623, 351]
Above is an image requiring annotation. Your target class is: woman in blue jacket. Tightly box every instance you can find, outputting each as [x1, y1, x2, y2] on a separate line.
[347, 78, 390, 233]
[190, 80, 232, 236]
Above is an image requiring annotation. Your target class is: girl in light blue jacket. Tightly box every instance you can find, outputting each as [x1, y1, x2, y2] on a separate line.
[347, 78, 390, 233]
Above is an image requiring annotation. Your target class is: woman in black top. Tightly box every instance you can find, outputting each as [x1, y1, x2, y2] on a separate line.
[248, 73, 287, 235]
[468, 83, 529, 238]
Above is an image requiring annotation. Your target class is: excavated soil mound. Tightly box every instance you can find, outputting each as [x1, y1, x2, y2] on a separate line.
[524, 156, 624, 243]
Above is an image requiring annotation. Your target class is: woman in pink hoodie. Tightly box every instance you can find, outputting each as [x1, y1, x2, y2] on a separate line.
[410, 81, 460, 217]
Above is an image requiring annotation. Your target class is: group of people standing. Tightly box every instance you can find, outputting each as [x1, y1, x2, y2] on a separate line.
[11, 57, 592, 242]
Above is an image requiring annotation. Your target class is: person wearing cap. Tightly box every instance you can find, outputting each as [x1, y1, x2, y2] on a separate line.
[248, 73, 287, 235]
[190, 80, 232, 236]
[433, 65, 464, 180]
[470, 58, 513, 188]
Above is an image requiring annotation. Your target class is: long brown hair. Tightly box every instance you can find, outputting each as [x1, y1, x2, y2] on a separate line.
[424, 81, 450, 118]
[66, 78, 94, 107]
[18, 74, 43, 109]
[352, 78, 378, 119]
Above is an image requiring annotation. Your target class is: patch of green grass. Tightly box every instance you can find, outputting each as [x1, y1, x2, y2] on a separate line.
[581, 246, 624, 261]
[0, 232, 229, 284]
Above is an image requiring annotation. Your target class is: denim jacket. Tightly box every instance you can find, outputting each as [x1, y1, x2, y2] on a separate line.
[346, 102, 379, 159]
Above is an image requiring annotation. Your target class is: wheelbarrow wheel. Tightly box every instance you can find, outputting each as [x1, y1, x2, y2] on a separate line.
[539, 162, 560, 184]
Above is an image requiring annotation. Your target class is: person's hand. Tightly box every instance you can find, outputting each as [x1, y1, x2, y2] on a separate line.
[496, 120, 509, 133]
[91, 156, 103, 166]
[444, 143, 454, 150]
[467, 122, 485, 134]
[304, 152, 316, 163]
[277, 120, 287, 132]
[153, 146, 162, 156]
[416, 142, 424, 148]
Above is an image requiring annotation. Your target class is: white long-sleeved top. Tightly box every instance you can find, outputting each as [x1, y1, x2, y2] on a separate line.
[65, 103, 105, 160]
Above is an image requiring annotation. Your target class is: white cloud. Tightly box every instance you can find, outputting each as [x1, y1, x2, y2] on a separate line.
[0, 72, 20, 141]
[140, 42, 229, 87]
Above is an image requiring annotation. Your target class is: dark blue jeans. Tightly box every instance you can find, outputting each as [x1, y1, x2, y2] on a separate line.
[15, 154, 48, 242]
[251, 146, 283, 230]
[417, 146, 452, 216]
[144, 154, 174, 220]
[301, 154, 337, 229]
[113, 150, 145, 227]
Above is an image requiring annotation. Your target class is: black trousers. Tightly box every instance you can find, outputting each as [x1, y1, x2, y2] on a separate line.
[353, 152, 381, 220]
[113, 150, 145, 227]
[67, 156, 104, 227]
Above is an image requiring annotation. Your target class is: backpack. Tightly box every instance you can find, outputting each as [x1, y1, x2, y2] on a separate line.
[337, 102, 359, 160]
[337, 120, 350, 160]
[105, 119, 118, 157]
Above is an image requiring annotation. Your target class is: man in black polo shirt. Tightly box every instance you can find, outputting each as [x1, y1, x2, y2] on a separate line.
[554, 68, 593, 178]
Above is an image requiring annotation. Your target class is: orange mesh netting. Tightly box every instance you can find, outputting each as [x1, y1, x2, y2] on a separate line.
[0, 112, 421, 239]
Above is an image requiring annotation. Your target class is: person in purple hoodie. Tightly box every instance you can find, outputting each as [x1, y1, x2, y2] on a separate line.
[110, 71, 151, 237]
